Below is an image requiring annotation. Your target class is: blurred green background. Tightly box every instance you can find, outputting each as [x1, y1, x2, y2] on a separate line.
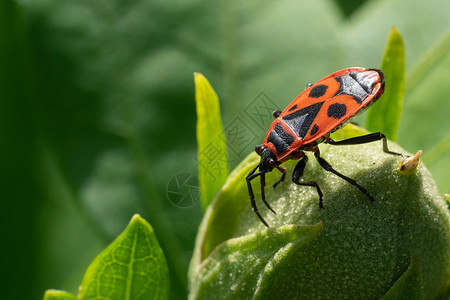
[1, 0, 449, 299]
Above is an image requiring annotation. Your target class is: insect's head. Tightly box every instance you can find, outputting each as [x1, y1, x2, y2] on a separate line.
[255, 145, 278, 172]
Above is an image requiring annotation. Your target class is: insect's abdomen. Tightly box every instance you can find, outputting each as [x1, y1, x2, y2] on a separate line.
[304, 69, 384, 139]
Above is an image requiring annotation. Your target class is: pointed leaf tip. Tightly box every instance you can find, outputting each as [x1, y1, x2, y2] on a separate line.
[366, 27, 405, 141]
[381, 254, 423, 300]
[195, 73, 229, 211]
[78, 215, 169, 300]
[194, 72, 208, 86]
[130, 213, 143, 223]
[398, 150, 422, 175]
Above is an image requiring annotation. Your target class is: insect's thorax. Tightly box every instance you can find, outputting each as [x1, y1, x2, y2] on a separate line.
[263, 68, 384, 161]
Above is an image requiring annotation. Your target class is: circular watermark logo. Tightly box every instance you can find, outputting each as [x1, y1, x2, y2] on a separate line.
[167, 172, 201, 208]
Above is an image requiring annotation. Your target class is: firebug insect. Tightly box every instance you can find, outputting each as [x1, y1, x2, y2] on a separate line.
[246, 67, 403, 227]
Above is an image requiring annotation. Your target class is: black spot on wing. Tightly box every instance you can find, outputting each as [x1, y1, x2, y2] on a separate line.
[310, 124, 319, 135]
[282, 101, 324, 139]
[327, 103, 347, 119]
[288, 104, 297, 111]
[309, 84, 328, 98]
[334, 77, 343, 97]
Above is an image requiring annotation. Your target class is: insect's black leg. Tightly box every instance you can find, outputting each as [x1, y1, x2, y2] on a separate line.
[246, 164, 259, 205]
[327, 132, 403, 156]
[292, 155, 324, 208]
[313, 150, 374, 202]
[260, 173, 276, 214]
[246, 164, 270, 227]
[273, 165, 286, 189]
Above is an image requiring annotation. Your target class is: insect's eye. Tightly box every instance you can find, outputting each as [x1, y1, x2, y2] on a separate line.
[255, 145, 264, 156]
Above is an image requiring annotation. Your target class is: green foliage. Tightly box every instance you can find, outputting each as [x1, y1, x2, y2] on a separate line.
[2, 0, 450, 299]
[400, 30, 450, 191]
[43, 215, 169, 300]
[405, 30, 450, 95]
[190, 223, 322, 299]
[0, 1, 41, 299]
[194, 73, 229, 211]
[189, 125, 450, 299]
[366, 27, 405, 141]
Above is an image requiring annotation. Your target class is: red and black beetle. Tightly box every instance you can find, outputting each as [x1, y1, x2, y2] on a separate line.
[246, 67, 403, 227]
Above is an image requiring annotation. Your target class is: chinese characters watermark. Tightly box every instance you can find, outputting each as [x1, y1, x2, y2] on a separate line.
[167, 172, 201, 208]
[167, 91, 279, 208]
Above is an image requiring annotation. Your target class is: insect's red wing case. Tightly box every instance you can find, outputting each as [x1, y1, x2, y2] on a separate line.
[264, 68, 383, 157]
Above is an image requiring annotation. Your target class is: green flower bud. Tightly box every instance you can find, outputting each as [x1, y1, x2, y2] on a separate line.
[188, 126, 450, 299]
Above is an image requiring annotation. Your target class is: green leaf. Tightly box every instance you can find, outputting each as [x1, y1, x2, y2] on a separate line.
[195, 73, 229, 211]
[381, 254, 423, 300]
[253, 224, 323, 299]
[0, 1, 42, 299]
[366, 27, 405, 141]
[189, 223, 322, 299]
[43, 290, 77, 300]
[192, 153, 260, 264]
[78, 214, 169, 300]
